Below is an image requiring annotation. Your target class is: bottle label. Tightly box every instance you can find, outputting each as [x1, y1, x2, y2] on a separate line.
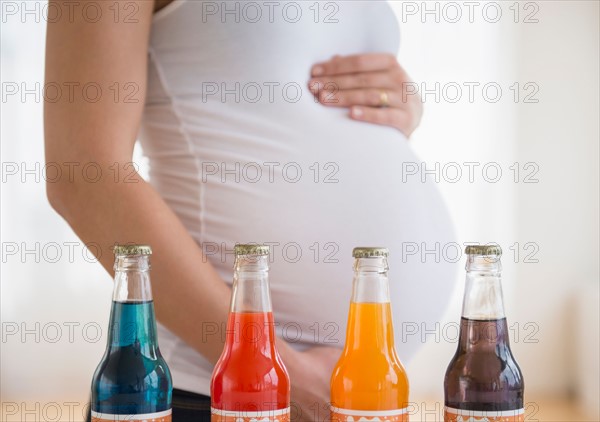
[330, 407, 409, 422]
[211, 407, 290, 422]
[444, 407, 524, 422]
[91, 409, 171, 422]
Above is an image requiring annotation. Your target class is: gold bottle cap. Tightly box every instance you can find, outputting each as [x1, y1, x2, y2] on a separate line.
[465, 244, 502, 256]
[234, 244, 270, 256]
[112, 244, 152, 256]
[352, 247, 389, 258]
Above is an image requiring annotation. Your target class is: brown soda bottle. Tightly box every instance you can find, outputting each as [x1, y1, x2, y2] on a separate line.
[444, 245, 524, 422]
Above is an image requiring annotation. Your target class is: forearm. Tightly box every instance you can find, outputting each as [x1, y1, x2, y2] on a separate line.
[49, 171, 230, 363]
[43, 0, 232, 365]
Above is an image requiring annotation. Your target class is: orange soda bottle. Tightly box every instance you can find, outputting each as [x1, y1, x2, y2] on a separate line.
[211, 244, 290, 422]
[331, 247, 410, 422]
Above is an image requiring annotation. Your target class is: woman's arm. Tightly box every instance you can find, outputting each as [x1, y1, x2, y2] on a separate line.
[44, 0, 231, 363]
[45, 2, 338, 418]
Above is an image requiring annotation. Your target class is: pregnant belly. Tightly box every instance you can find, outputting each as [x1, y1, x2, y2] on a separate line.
[187, 100, 457, 361]
[144, 97, 457, 361]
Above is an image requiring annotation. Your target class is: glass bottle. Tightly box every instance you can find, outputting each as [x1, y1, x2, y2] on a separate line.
[91, 245, 172, 422]
[444, 245, 524, 422]
[331, 247, 409, 422]
[211, 244, 290, 422]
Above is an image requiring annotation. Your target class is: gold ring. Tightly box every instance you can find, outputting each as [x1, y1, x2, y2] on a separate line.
[379, 91, 390, 108]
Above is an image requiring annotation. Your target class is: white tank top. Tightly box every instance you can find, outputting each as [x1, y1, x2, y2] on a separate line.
[140, 0, 457, 395]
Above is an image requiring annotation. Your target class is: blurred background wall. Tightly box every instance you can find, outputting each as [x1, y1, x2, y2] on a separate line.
[1, 0, 598, 420]
[393, 1, 600, 415]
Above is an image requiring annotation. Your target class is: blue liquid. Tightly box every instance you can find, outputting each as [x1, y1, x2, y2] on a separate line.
[91, 301, 172, 414]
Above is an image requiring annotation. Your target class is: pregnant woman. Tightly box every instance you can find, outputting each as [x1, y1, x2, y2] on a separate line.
[44, 1, 456, 420]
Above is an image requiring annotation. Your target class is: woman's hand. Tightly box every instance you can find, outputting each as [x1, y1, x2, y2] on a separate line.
[308, 53, 423, 138]
[278, 343, 341, 421]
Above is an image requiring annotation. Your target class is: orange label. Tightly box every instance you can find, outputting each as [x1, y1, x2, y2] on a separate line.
[444, 407, 524, 422]
[211, 407, 290, 422]
[91, 409, 171, 422]
[330, 407, 409, 422]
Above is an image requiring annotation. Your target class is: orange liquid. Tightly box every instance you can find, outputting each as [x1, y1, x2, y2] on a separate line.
[211, 312, 289, 411]
[331, 302, 409, 410]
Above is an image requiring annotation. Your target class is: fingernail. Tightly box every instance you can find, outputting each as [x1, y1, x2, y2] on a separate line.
[312, 65, 324, 76]
[308, 80, 320, 93]
[352, 107, 363, 118]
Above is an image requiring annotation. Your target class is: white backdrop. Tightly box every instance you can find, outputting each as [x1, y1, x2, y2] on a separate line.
[392, 2, 599, 414]
[1, 0, 598, 418]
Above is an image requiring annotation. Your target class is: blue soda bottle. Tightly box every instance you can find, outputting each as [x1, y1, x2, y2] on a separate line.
[91, 245, 172, 422]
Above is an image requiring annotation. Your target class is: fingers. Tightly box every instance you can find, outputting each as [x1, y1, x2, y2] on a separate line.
[311, 53, 398, 76]
[350, 106, 416, 137]
[317, 88, 405, 109]
[309, 70, 400, 92]
[308, 53, 422, 137]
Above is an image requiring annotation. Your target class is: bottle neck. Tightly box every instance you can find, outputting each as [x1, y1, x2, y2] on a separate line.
[113, 255, 153, 303]
[346, 257, 395, 352]
[459, 255, 509, 351]
[461, 255, 505, 320]
[227, 254, 275, 348]
[230, 254, 272, 313]
[108, 255, 158, 350]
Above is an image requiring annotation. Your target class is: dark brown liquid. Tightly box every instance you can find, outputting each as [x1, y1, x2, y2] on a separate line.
[444, 317, 524, 411]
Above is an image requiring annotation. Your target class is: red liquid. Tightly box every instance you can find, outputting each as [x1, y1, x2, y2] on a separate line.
[211, 312, 289, 411]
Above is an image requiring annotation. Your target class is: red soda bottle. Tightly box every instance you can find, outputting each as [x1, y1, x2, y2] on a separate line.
[211, 244, 290, 422]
